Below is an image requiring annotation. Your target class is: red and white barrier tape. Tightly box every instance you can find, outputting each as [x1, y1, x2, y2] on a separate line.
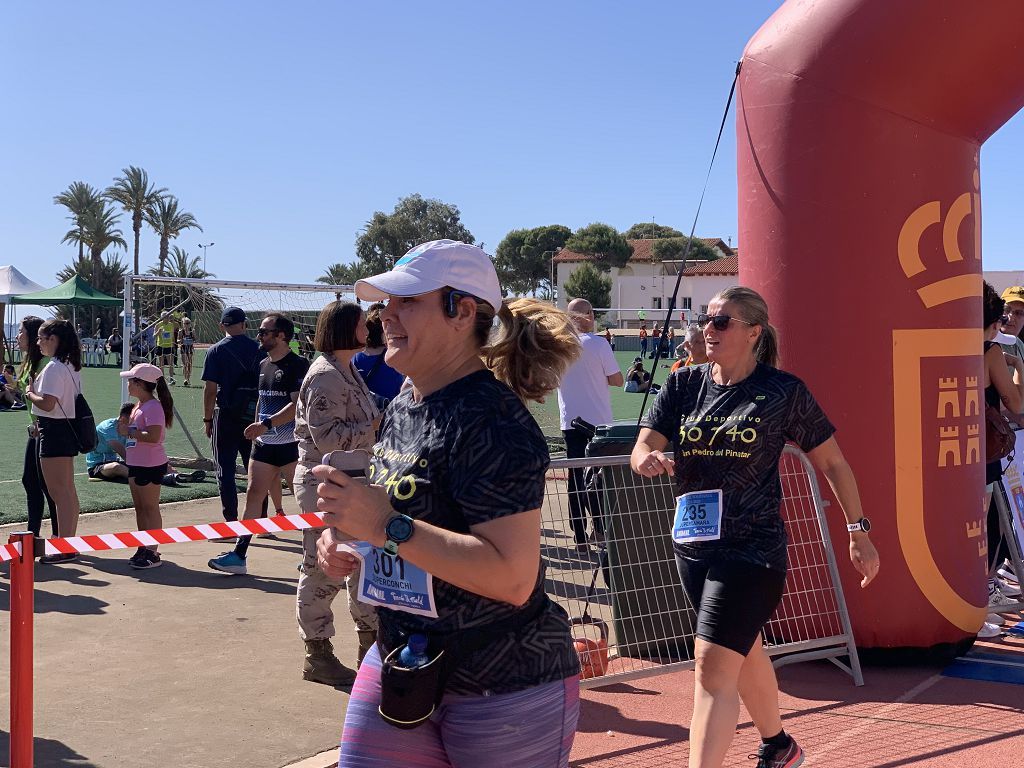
[1, 541, 22, 563]
[3, 512, 327, 559]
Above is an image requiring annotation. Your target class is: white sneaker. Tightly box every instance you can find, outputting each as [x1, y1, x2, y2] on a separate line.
[997, 559, 1019, 582]
[986, 613, 1005, 626]
[977, 622, 1003, 639]
[996, 575, 1021, 597]
[169, 377, 176, 385]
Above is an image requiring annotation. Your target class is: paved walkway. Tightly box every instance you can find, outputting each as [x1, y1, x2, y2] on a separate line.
[3, 499, 1023, 767]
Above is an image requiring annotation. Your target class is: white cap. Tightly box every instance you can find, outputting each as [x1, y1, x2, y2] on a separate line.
[354, 240, 503, 313]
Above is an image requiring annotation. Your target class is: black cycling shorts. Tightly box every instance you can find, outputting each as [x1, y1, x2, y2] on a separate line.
[251, 440, 299, 467]
[675, 554, 787, 657]
[129, 463, 169, 486]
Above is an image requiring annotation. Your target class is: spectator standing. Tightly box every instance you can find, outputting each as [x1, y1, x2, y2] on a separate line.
[557, 298, 623, 549]
[639, 323, 649, 358]
[293, 301, 379, 686]
[352, 302, 405, 412]
[118, 363, 175, 569]
[16, 317, 58, 538]
[604, 327, 615, 350]
[202, 307, 264, 522]
[209, 312, 309, 574]
[24, 319, 84, 562]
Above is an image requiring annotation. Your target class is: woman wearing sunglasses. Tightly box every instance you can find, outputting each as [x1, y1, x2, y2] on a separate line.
[631, 286, 879, 768]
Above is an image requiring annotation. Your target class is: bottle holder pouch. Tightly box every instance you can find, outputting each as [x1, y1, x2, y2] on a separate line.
[378, 644, 447, 729]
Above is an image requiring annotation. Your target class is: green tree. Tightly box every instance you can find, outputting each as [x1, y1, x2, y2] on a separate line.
[54, 182, 103, 262]
[318, 261, 369, 286]
[61, 200, 128, 282]
[564, 223, 633, 272]
[650, 237, 720, 263]
[623, 222, 685, 240]
[355, 194, 475, 274]
[495, 224, 572, 297]
[144, 195, 203, 275]
[105, 166, 167, 278]
[563, 262, 611, 309]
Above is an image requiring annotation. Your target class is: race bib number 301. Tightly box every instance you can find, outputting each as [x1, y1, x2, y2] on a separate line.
[341, 541, 438, 618]
[672, 490, 723, 544]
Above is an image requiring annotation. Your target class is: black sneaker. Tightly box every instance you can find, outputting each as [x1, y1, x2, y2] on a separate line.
[129, 548, 162, 569]
[751, 738, 805, 768]
[38, 552, 78, 565]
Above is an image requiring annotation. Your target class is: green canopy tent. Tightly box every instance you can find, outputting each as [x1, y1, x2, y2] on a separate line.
[11, 274, 122, 328]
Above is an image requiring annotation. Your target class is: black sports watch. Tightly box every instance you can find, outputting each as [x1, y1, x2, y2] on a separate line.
[383, 514, 415, 556]
[261, 417, 274, 431]
[846, 517, 871, 533]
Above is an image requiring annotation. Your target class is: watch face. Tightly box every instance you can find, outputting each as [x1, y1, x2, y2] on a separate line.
[386, 515, 414, 543]
[860, 517, 871, 533]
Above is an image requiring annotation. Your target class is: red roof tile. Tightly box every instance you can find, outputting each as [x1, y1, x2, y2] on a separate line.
[680, 255, 738, 276]
[553, 237, 734, 264]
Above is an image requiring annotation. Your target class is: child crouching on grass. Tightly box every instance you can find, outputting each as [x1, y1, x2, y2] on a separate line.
[119, 363, 174, 570]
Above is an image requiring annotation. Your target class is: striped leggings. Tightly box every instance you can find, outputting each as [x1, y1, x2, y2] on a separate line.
[338, 644, 579, 767]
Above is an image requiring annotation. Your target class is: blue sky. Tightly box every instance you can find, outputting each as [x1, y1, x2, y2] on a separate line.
[1, 1, 1022, 298]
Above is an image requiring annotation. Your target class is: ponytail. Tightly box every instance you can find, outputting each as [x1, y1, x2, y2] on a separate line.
[713, 285, 781, 369]
[155, 377, 174, 428]
[141, 378, 175, 427]
[477, 298, 581, 403]
[754, 323, 780, 369]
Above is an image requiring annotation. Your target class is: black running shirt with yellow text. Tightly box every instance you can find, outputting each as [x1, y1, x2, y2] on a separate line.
[370, 369, 579, 696]
[642, 363, 834, 572]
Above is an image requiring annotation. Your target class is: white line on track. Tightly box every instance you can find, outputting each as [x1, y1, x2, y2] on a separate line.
[0, 471, 89, 485]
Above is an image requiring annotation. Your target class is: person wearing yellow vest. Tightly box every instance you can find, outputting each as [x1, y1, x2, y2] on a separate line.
[155, 311, 178, 385]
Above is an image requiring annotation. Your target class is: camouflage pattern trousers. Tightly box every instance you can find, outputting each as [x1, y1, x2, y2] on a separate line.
[296, 526, 379, 640]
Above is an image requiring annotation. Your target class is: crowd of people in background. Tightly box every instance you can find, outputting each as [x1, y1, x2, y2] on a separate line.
[5, 241, 1024, 768]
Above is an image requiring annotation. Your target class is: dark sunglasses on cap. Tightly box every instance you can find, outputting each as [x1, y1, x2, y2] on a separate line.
[696, 313, 755, 331]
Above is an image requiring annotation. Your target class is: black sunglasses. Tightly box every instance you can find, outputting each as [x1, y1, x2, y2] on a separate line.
[696, 313, 755, 331]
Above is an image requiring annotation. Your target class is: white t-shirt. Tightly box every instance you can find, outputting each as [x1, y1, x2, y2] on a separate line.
[557, 332, 620, 430]
[31, 360, 80, 418]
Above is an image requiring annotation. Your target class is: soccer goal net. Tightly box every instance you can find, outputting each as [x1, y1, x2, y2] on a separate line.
[121, 276, 354, 468]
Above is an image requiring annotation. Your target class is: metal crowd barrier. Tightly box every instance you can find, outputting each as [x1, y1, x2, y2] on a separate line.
[542, 445, 864, 688]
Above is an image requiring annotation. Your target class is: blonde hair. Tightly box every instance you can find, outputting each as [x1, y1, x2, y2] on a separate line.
[712, 286, 780, 368]
[476, 298, 581, 402]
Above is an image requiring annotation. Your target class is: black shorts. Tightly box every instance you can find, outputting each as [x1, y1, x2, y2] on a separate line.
[129, 463, 169, 486]
[157, 346, 174, 357]
[251, 440, 299, 467]
[36, 416, 79, 458]
[88, 462, 124, 478]
[675, 555, 787, 656]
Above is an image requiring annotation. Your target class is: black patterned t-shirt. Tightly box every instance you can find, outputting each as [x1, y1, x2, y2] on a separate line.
[371, 369, 579, 695]
[641, 363, 835, 572]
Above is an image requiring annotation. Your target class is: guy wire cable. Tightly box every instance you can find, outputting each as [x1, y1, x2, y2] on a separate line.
[635, 60, 742, 426]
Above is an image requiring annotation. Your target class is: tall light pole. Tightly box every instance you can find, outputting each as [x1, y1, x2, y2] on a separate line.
[546, 247, 562, 305]
[198, 242, 215, 273]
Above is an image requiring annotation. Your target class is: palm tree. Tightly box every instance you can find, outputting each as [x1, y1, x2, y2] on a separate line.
[143, 245, 222, 323]
[62, 201, 128, 281]
[148, 245, 214, 280]
[317, 261, 367, 286]
[105, 166, 166, 277]
[144, 195, 202, 274]
[54, 182, 102, 262]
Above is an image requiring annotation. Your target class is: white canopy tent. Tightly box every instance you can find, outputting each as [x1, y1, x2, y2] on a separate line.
[0, 265, 46, 365]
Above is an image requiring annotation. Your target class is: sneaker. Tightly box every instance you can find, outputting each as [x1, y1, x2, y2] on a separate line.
[978, 622, 1003, 639]
[38, 552, 78, 565]
[989, 580, 1021, 609]
[183, 380, 190, 387]
[987, 613, 1004, 625]
[997, 559, 1019, 583]
[751, 738, 804, 768]
[185, 469, 206, 482]
[130, 549, 162, 570]
[996, 575, 1021, 597]
[169, 377, 176, 385]
[208, 551, 247, 575]
[10, 402, 26, 410]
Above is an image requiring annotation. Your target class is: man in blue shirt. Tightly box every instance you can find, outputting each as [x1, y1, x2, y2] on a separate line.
[202, 306, 265, 521]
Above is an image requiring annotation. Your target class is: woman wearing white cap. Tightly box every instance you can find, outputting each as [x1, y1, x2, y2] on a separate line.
[118, 362, 175, 569]
[312, 240, 583, 767]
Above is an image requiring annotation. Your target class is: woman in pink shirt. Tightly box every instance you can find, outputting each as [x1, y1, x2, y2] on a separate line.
[119, 363, 174, 570]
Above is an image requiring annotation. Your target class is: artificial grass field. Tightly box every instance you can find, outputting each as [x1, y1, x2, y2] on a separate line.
[0, 347, 665, 525]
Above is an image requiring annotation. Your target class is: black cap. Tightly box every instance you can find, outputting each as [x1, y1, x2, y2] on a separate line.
[220, 307, 246, 325]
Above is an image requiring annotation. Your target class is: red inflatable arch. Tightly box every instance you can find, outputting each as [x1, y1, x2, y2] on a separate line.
[738, 0, 1024, 651]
